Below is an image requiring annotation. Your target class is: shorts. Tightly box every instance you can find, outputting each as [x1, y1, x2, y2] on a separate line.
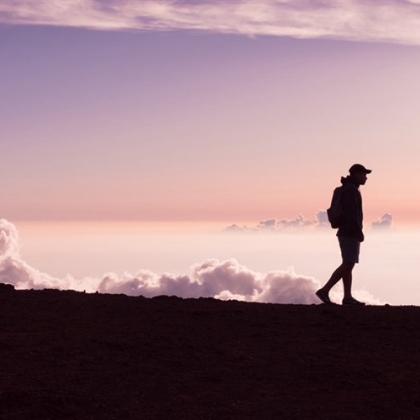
[338, 236, 360, 264]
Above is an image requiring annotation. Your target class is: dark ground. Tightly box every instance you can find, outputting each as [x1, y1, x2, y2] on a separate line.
[0, 283, 419, 419]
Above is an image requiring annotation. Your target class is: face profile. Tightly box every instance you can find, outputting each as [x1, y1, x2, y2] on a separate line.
[353, 172, 368, 185]
[348, 164, 371, 186]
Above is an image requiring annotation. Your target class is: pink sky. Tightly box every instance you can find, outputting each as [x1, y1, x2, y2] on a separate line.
[2, 1, 420, 225]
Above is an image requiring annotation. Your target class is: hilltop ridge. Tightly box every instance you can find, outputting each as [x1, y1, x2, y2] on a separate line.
[0, 285, 419, 419]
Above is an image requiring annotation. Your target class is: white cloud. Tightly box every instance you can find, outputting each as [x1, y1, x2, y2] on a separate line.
[0, 219, 20, 258]
[316, 210, 330, 227]
[73, 258, 324, 304]
[371, 213, 393, 229]
[0, 219, 381, 305]
[257, 219, 278, 231]
[224, 211, 329, 233]
[278, 214, 317, 230]
[225, 210, 394, 233]
[1, 0, 420, 45]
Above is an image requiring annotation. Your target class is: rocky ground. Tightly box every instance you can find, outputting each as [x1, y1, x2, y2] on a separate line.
[0, 284, 419, 419]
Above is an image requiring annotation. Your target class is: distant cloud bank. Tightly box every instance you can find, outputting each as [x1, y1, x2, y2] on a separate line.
[225, 212, 328, 233]
[0, 219, 381, 305]
[224, 211, 393, 233]
[2, 0, 420, 45]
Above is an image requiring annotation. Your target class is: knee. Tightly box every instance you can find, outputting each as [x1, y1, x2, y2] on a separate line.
[342, 262, 355, 271]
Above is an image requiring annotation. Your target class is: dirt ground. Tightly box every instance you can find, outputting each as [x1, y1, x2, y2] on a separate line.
[0, 284, 419, 419]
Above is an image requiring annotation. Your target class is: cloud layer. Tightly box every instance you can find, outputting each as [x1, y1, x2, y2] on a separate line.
[0, 219, 381, 305]
[224, 211, 393, 233]
[225, 211, 329, 233]
[2, 0, 420, 45]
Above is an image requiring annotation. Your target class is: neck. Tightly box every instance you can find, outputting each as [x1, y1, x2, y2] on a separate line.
[348, 176, 361, 187]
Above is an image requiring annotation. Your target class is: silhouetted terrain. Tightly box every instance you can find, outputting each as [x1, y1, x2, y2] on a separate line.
[0, 284, 419, 419]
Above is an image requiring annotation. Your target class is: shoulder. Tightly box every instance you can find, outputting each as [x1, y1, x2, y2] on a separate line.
[341, 183, 360, 202]
[342, 183, 358, 193]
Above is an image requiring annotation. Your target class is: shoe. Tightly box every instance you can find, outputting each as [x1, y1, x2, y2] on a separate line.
[342, 297, 365, 306]
[316, 289, 331, 304]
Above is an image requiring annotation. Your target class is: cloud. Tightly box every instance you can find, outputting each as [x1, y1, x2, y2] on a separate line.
[0, 220, 20, 258]
[371, 213, 393, 229]
[257, 219, 278, 231]
[316, 210, 330, 227]
[224, 211, 329, 233]
[225, 210, 395, 233]
[278, 215, 317, 230]
[0, 219, 381, 305]
[1, 1, 420, 45]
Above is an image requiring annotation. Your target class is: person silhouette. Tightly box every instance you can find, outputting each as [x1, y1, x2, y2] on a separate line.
[316, 164, 372, 305]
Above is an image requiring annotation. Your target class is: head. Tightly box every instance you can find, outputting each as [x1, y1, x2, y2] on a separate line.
[349, 163, 371, 186]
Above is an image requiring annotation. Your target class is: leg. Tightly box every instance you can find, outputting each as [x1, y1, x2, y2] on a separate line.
[316, 237, 360, 304]
[321, 261, 355, 295]
[316, 261, 355, 303]
[341, 262, 355, 299]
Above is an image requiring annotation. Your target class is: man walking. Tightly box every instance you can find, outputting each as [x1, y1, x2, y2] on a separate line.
[316, 164, 372, 305]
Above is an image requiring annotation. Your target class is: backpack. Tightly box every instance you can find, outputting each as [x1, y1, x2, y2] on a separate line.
[327, 186, 345, 228]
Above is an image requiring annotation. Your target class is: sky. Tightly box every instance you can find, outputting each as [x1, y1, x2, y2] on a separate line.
[1, 0, 420, 224]
[1, 0, 420, 304]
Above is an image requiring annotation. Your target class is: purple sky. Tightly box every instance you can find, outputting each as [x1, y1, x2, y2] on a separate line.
[2, 1, 420, 223]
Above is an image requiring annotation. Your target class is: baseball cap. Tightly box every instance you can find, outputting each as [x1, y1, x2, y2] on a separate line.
[349, 164, 372, 175]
